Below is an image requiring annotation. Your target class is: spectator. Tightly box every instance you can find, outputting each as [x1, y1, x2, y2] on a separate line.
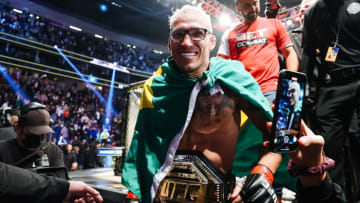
[217, 0, 298, 103]
[0, 102, 65, 168]
[63, 143, 78, 171]
[83, 142, 103, 169]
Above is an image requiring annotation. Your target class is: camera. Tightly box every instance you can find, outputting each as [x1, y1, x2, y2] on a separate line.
[0, 107, 12, 128]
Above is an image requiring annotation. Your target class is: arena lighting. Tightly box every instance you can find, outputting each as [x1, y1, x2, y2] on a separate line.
[94, 34, 104, 39]
[99, 4, 108, 12]
[29, 14, 33, 17]
[54, 45, 119, 117]
[153, 49, 163, 54]
[286, 19, 293, 26]
[104, 68, 116, 131]
[69, 25, 82, 32]
[12, 9, 23, 14]
[219, 13, 232, 27]
[111, 2, 122, 8]
[90, 58, 129, 73]
[0, 64, 30, 101]
[88, 74, 98, 83]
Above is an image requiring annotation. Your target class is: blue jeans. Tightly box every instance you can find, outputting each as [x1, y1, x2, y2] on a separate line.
[264, 90, 276, 104]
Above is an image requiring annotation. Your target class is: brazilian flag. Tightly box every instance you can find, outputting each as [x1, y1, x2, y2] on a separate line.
[122, 57, 296, 202]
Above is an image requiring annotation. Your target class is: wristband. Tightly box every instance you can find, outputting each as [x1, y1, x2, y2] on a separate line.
[126, 191, 139, 200]
[250, 164, 274, 184]
[288, 152, 335, 177]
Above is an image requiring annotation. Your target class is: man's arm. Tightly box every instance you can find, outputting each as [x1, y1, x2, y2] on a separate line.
[0, 161, 69, 202]
[301, 11, 317, 80]
[257, 150, 282, 174]
[289, 122, 347, 203]
[236, 96, 282, 174]
[281, 46, 299, 72]
[233, 150, 280, 203]
[217, 29, 231, 59]
[48, 144, 66, 167]
[0, 162, 103, 202]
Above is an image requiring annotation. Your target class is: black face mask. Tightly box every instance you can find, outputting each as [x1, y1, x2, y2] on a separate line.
[23, 133, 46, 149]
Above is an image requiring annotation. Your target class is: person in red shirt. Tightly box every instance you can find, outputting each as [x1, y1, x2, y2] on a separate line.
[217, 0, 298, 103]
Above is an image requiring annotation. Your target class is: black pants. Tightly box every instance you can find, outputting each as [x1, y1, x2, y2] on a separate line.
[316, 80, 360, 188]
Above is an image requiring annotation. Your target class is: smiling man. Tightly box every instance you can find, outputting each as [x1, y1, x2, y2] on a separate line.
[122, 5, 295, 203]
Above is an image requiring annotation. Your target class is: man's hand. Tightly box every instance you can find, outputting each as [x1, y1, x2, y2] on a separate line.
[288, 121, 324, 168]
[64, 181, 103, 203]
[230, 176, 246, 203]
[239, 174, 277, 203]
[288, 121, 328, 187]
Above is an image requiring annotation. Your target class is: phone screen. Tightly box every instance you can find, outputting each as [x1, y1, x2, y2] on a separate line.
[270, 70, 307, 153]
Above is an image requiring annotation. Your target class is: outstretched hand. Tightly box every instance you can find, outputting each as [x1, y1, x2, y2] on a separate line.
[265, 119, 328, 187]
[264, 104, 324, 167]
[64, 181, 103, 203]
[288, 121, 324, 168]
[263, 103, 327, 187]
[264, 120, 324, 168]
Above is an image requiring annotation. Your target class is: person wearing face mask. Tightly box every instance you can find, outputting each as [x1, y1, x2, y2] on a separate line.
[0, 102, 65, 168]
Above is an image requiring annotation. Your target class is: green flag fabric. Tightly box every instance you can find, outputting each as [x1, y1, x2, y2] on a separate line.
[122, 57, 296, 202]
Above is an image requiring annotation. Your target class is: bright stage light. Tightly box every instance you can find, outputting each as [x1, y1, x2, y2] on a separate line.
[0, 64, 30, 101]
[88, 75, 98, 83]
[54, 46, 119, 117]
[13, 9, 23, 14]
[99, 4, 108, 12]
[94, 34, 104, 39]
[69, 25, 82, 32]
[219, 14, 232, 27]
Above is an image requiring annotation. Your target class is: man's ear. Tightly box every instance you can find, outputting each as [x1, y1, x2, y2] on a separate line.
[209, 35, 217, 51]
[168, 38, 172, 52]
[13, 121, 21, 134]
[236, 2, 242, 13]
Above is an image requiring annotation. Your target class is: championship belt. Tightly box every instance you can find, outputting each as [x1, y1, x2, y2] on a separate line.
[155, 151, 235, 203]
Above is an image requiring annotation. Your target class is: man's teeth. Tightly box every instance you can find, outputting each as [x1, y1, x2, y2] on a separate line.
[181, 53, 196, 57]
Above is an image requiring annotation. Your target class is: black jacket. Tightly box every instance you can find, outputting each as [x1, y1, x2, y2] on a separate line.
[296, 174, 347, 203]
[0, 162, 69, 202]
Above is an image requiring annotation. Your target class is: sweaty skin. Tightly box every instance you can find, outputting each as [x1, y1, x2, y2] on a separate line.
[178, 86, 268, 172]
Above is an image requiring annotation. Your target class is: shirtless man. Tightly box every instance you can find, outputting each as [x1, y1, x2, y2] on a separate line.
[179, 89, 268, 172]
[122, 5, 289, 203]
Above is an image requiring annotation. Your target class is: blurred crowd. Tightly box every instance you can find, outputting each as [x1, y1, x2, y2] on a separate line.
[0, 67, 123, 170]
[0, 2, 166, 73]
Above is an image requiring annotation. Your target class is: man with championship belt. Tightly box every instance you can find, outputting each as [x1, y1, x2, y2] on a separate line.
[122, 5, 296, 203]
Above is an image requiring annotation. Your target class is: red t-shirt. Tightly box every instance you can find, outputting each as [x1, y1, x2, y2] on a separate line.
[217, 17, 292, 93]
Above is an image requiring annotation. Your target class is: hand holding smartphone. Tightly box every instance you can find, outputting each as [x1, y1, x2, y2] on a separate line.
[270, 70, 307, 153]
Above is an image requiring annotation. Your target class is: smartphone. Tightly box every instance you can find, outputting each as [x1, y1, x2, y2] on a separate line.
[270, 70, 307, 153]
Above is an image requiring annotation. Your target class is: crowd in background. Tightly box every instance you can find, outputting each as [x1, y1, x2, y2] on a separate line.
[0, 67, 123, 170]
[0, 2, 166, 73]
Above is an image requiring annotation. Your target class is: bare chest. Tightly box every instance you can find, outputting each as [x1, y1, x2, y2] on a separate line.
[178, 87, 241, 171]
